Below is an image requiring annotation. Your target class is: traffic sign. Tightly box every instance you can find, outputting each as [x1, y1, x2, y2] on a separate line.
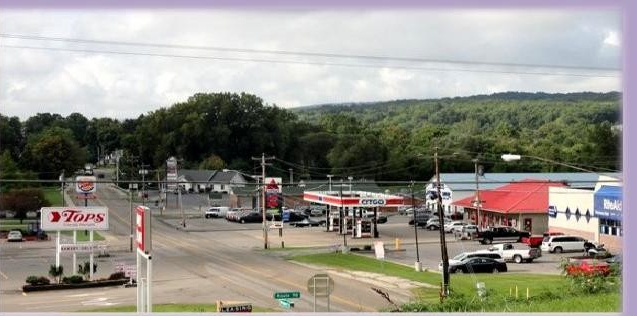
[278, 299, 294, 309]
[274, 291, 300, 299]
[307, 273, 334, 296]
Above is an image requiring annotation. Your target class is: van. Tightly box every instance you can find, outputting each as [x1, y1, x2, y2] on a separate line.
[540, 235, 587, 253]
[205, 207, 230, 218]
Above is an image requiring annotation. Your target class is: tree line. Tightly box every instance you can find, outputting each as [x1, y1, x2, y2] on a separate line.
[0, 91, 622, 191]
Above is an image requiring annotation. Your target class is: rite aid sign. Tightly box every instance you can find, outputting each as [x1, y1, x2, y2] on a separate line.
[40, 207, 109, 230]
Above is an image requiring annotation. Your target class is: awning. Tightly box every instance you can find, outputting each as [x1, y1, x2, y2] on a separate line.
[594, 185, 622, 221]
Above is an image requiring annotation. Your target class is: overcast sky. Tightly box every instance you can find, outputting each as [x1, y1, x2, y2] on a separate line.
[0, 9, 621, 120]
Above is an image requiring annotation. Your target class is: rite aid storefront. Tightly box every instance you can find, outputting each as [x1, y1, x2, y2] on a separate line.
[594, 185, 623, 252]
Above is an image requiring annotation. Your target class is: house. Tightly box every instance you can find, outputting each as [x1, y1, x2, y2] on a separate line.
[163, 169, 248, 193]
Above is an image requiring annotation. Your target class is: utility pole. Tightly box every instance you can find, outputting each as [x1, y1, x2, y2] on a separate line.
[252, 153, 274, 249]
[473, 158, 482, 228]
[435, 147, 450, 298]
[340, 179, 347, 248]
[411, 181, 421, 271]
[139, 164, 149, 206]
[289, 168, 293, 185]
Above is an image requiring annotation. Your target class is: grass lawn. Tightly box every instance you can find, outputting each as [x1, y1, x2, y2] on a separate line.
[42, 186, 64, 206]
[291, 253, 621, 312]
[81, 303, 273, 312]
[62, 230, 105, 241]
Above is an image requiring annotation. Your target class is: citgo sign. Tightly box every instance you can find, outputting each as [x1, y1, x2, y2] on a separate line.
[360, 199, 386, 206]
[41, 207, 109, 230]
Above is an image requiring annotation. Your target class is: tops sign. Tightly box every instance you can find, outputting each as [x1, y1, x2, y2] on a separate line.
[76, 176, 97, 194]
[41, 207, 109, 230]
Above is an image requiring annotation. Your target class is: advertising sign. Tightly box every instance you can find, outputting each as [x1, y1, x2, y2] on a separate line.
[115, 262, 137, 278]
[373, 241, 385, 259]
[136, 205, 152, 254]
[166, 157, 178, 190]
[75, 176, 97, 194]
[218, 302, 253, 313]
[58, 242, 107, 254]
[265, 178, 282, 193]
[41, 207, 109, 230]
[594, 185, 622, 221]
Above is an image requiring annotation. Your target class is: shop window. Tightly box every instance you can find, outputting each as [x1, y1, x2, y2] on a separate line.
[575, 208, 581, 222]
[585, 209, 591, 223]
[565, 207, 571, 220]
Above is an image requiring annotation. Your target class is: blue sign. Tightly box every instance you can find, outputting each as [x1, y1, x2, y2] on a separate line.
[282, 211, 290, 222]
[548, 205, 557, 218]
[594, 185, 622, 221]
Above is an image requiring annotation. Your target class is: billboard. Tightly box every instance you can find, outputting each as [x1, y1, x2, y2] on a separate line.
[265, 177, 283, 211]
[41, 207, 109, 230]
[76, 176, 97, 194]
[166, 157, 178, 190]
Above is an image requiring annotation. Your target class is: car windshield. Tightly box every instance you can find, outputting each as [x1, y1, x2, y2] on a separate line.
[452, 253, 466, 260]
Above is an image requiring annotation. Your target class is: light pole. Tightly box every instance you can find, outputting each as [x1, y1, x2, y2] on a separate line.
[139, 167, 149, 206]
[411, 181, 421, 272]
[435, 147, 450, 298]
[327, 174, 333, 192]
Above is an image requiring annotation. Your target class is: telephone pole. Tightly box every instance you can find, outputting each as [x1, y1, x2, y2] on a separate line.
[435, 147, 450, 298]
[473, 158, 482, 228]
[252, 153, 275, 249]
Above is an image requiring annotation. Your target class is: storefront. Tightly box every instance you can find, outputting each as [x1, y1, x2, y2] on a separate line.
[594, 185, 622, 251]
[547, 186, 598, 242]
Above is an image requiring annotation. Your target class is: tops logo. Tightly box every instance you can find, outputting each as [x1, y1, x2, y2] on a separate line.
[48, 210, 106, 223]
[360, 199, 386, 206]
[603, 199, 622, 211]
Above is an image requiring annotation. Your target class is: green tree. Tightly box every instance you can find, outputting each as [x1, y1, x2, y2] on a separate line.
[199, 154, 226, 170]
[0, 188, 51, 223]
[21, 127, 86, 178]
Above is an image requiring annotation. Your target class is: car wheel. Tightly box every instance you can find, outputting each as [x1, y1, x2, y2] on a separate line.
[554, 247, 563, 254]
[240, 219, 246, 224]
[487, 238, 493, 245]
[514, 255, 523, 264]
[493, 267, 500, 274]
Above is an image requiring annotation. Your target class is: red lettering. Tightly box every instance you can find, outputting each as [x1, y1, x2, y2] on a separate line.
[72, 213, 85, 222]
[62, 210, 80, 222]
[85, 214, 96, 222]
[95, 214, 105, 223]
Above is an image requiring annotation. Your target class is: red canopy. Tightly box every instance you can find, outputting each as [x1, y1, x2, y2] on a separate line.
[452, 179, 566, 214]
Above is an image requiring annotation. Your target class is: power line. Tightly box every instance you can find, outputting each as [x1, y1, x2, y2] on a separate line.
[0, 33, 620, 72]
[0, 44, 619, 79]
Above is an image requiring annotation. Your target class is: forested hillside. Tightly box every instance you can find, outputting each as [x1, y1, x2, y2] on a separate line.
[0, 91, 621, 187]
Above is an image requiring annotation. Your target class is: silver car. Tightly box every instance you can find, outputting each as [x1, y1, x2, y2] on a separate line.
[7, 230, 23, 242]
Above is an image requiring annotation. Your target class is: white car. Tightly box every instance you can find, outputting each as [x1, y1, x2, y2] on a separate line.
[486, 243, 542, 263]
[7, 230, 23, 242]
[541, 235, 587, 253]
[444, 221, 466, 233]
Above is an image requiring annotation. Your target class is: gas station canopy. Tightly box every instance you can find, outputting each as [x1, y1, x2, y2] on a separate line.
[303, 191, 405, 207]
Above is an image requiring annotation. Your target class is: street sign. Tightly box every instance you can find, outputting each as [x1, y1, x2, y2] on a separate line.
[58, 242, 107, 254]
[136, 206, 152, 254]
[217, 302, 253, 313]
[307, 273, 334, 296]
[282, 211, 290, 222]
[76, 176, 97, 194]
[373, 241, 385, 259]
[269, 221, 283, 229]
[40, 207, 109, 231]
[115, 263, 137, 278]
[274, 291, 300, 299]
[278, 299, 294, 309]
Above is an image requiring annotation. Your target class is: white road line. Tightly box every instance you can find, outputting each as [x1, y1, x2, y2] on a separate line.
[0, 269, 9, 280]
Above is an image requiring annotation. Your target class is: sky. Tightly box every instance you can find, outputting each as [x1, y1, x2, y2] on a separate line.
[0, 9, 621, 120]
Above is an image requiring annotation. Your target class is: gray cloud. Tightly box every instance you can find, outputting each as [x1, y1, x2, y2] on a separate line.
[0, 9, 621, 120]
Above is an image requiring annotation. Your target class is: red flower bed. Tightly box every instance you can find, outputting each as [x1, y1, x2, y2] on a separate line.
[565, 260, 611, 277]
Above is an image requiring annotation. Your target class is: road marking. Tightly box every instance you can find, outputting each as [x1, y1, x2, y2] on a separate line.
[0, 269, 9, 280]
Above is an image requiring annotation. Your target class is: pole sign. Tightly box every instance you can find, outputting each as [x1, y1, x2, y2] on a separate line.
[58, 242, 107, 254]
[75, 176, 97, 194]
[136, 205, 152, 254]
[40, 207, 109, 230]
[166, 157, 178, 190]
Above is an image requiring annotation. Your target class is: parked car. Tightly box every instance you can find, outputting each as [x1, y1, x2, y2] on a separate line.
[376, 215, 388, 224]
[284, 211, 308, 223]
[541, 235, 587, 253]
[440, 251, 504, 271]
[444, 221, 466, 233]
[486, 243, 542, 263]
[7, 230, 23, 242]
[205, 207, 230, 218]
[293, 218, 326, 227]
[448, 257, 508, 274]
[238, 212, 263, 224]
[474, 226, 531, 244]
[425, 218, 441, 230]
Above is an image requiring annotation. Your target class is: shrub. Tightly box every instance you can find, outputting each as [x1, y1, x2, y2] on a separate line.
[108, 272, 126, 280]
[26, 276, 50, 286]
[363, 245, 372, 251]
[48, 265, 64, 284]
[62, 275, 85, 284]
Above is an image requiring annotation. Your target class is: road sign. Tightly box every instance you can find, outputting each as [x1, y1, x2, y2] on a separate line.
[282, 211, 290, 222]
[278, 299, 294, 309]
[40, 207, 109, 231]
[217, 302, 253, 313]
[274, 291, 300, 299]
[307, 273, 334, 296]
[115, 263, 137, 278]
[136, 206, 151, 254]
[269, 221, 283, 229]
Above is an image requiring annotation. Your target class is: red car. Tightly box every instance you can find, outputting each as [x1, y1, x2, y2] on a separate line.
[522, 231, 564, 248]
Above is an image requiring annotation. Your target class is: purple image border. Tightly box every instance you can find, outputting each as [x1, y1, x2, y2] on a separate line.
[0, 0, 631, 316]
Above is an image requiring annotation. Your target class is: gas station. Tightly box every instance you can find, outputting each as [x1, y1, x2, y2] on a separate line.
[303, 190, 405, 239]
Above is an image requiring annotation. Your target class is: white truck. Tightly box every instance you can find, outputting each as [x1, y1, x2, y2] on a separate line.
[484, 243, 541, 263]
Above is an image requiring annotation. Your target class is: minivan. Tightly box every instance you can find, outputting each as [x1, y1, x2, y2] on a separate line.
[541, 235, 587, 253]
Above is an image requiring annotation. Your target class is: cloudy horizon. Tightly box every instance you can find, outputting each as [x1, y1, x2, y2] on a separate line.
[0, 9, 621, 120]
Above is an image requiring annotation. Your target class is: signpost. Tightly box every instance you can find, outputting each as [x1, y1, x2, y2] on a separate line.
[307, 273, 334, 312]
[136, 205, 152, 313]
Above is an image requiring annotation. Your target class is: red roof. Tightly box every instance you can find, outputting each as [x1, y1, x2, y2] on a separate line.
[452, 179, 566, 214]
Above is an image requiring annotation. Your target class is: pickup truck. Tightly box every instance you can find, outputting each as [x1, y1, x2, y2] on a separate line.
[473, 226, 531, 245]
[484, 243, 541, 263]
